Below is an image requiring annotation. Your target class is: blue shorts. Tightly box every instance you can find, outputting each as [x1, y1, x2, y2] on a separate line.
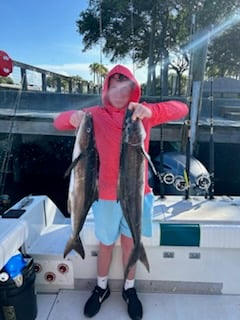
[92, 193, 154, 245]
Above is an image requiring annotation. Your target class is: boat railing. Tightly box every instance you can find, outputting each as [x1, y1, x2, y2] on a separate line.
[3, 60, 102, 95]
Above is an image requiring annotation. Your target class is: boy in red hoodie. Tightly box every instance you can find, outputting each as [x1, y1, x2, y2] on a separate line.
[54, 64, 188, 319]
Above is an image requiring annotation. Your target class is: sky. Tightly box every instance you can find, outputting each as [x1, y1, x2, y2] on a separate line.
[1, 0, 146, 84]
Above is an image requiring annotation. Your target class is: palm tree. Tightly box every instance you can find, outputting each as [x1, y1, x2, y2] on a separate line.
[89, 63, 108, 86]
[97, 64, 108, 87]
[89, 63, 100, 85]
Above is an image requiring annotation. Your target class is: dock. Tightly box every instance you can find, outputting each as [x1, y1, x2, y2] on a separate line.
[0, 102, 240, 144]
[0, 59, 240, 143]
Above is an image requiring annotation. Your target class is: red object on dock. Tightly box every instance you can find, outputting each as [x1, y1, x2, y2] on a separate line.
[0, 50, 13, 77]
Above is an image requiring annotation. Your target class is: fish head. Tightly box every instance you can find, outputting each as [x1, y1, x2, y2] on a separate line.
[77, 112, 94, 150]
[123, 110, 146, 146]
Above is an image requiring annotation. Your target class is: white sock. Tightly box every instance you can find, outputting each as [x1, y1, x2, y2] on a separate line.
[97, 276, 108, 290]
[124, 279, 135, 290]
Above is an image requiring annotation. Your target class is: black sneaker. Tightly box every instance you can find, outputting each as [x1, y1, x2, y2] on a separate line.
[84, 285, 110, 318]
[122, 287, 143, 320]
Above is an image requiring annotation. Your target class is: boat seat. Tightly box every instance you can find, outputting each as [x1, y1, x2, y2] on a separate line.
[0, 218, 28, 270]
[0, 195, 67, 270]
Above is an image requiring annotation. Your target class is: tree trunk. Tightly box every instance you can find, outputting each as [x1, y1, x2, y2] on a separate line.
[146, 5, 157, 96]
[159, 7, 169, 97]
[177, 71, 181, 96]
[162, 52, 169, 96]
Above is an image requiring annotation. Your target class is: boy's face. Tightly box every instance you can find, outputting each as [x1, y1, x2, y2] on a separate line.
[107, 77, 133, 109]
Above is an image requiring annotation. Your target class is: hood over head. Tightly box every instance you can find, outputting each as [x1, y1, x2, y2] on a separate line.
[102, 64, 141, 108]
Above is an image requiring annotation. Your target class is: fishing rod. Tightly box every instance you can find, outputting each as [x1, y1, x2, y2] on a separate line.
[206, 25, 215, 200]
[154, 127, 175, 197]
[158, 125, 165, 199]
[145, 147, 175, 194]
[184, 14, 196, 200]
[0, 74, 25, 213]
[159, 54, 165, 198]
[184, 118, 191, 199]
[208, 76, 215, 199]
[157, 56, 174, 199]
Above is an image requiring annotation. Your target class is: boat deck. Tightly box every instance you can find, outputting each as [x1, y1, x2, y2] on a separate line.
[36, 290, 240, 320]
[2, 195, 240, 319]
[28, 195, 240, 319]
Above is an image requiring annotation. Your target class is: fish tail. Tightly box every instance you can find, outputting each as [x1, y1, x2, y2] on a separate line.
[139, 242, 150, 273]
[124, 242, 150, 280]
[124, 255, 136, 281]
[63, 236, 85, 259]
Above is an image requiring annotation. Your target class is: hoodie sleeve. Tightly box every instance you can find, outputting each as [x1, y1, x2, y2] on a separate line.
[53, 110, 77, 130]
[143, 100, 188, 127]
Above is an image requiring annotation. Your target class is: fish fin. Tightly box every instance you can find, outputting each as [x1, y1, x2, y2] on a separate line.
[124, 242, 150, 280]
[63, 236, 85, 259]
[139, 242, 150, 273]
[64, 153, 84, 178]
[124, 261, 133, 281]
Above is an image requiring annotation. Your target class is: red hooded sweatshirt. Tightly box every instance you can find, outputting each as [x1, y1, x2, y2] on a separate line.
[53, 64, 188, 200]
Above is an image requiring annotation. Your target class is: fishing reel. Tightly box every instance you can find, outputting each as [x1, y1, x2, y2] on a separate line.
[173, 174, 211, 192]
[173, 175, 188, 192]
[162, 172, 175, 185]
[153, 171, 175, 185]
[195, 174, 211, 190]
[154, 171, 187, 191]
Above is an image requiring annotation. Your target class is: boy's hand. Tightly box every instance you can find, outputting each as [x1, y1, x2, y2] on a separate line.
[128, 102, 152, 121]
[70, 110, 85, 128]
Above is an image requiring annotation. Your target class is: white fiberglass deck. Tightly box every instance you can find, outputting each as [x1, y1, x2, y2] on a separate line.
[36, 290, 240, 320]
[2, 195, 240, 319]
[25, 195, 240, 319]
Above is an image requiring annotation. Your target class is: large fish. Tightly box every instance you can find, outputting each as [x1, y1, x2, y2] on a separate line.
[64, 112, 99, 259]
[118, 109, 150, 280]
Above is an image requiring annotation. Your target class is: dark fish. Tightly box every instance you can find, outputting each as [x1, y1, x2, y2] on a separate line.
[64, 112, 99, 259]
[118, 109, 150, 280]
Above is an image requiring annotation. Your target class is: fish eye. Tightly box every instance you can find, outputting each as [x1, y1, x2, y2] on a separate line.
[86, 127, 91, 133]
